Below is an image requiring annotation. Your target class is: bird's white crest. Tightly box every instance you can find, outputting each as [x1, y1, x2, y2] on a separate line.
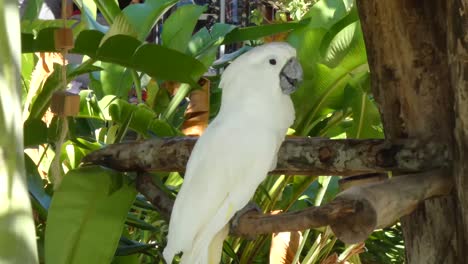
[164, 42, 301, 264]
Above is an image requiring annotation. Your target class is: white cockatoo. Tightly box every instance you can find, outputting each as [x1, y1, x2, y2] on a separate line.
[163, 42, 303, 264]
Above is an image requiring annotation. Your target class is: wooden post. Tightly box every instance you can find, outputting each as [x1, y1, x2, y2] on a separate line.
[356, 1, 461, 262]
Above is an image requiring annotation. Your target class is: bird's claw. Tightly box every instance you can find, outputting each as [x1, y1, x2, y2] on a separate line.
[230, 202, 261, 239]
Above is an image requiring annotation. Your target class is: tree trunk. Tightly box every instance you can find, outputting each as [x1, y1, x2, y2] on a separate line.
[449, 0, 468, 256]
[356, 1, 463, 262]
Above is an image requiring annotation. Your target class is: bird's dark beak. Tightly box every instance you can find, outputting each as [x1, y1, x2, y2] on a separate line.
[279, 57, 303, 95]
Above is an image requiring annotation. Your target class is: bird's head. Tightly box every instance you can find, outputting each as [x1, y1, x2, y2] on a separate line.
[220, 42, 303, 97]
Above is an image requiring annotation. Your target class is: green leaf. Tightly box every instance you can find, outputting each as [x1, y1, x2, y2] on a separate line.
[23, 29, 207, 86]
[137, 45, 205, 86]
[223, 241, 240, 263]
[100, 62, 134, 98]
[104, 0, 178, 41]
[188, 23, 236, 67]
[303, 0, 351, 30]
[165, 172, 183, 189]
[21, 53, 35, 105]
[114, 109, 134, 143]
[74, 0, 109, 32]
[92, 0, 121, 24]
[162, 4, 206, 53]
[99, 95, 176, 137]
[125, 213, 157, 231]
[25, 154, 51, 219]
[27, 63, 102, 120]
[78, 90, 103, 119]
[72, 30, 104, 56]
[21, 19, 77, 34]
[22, 27, 56, 52]
[21, 0, 44, 21]
[162, 83, 190, 122]
[116, 239, 155, 256]
[223, 20, 309, 44]
[103, 14, 139, 40]
[322, 21, 361, 68]
[344, 72, 383, 139]
[24, 118, 48, 147]
[289, 8, 367, 136]
[45, 166, 137, 264]
[212, 46, 252, 69]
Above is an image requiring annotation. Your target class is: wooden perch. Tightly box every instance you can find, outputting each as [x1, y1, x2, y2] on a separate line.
[330, 169, 453, 243]
[82, 137, 448, 176]
[135, 170, 452, 242]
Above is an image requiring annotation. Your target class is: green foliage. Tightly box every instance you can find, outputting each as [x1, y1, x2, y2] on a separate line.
[22, 29, 207, 87]
[45, 166, 137, 264]
[27, 62, 102, 120]
[162, 4, 207, 53]
[107, 0, 177, 41]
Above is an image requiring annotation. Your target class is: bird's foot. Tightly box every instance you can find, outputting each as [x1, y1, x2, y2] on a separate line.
[230, 202, 261, 239]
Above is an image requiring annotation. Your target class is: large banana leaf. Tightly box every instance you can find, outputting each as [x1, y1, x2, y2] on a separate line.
[22, 28, 207, 86]
[344, 72, 383, 139]
[78, 92, 177, 137]
[45, 166, 137, 264]
[188, 23, 236, 67]
[103, 0, 177, 41]
[92, 0, 120, 24]
[223, 19, 310, 44]
[27, 62, 102, 120]
[288, 2, 366, 135]
[162, 4, 206, 53]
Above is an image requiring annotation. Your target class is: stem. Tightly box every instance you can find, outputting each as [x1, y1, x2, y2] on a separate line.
[292, 176, 331, 264]
[131, 70, 142, 104]
[162, 83, 191, 121]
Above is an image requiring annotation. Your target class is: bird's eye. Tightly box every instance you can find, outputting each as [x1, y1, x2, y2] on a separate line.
[269, 59, 277, 65]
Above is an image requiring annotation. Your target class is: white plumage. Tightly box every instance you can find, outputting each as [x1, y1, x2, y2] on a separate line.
[163, 42, 302, 264]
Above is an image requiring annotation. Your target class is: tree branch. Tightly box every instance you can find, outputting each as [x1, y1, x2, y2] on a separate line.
[83, 137, 448, 176]
[135, 170, 452, 243]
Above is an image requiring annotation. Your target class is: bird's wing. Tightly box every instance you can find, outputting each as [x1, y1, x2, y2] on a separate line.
[165, 122, 281, 260]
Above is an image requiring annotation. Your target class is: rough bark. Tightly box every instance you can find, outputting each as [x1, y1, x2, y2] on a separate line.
[449, 0, 468, 255]
[357, 1, 459, 262]
[82, 137, 448, 176]
[330, 170, 453, 244]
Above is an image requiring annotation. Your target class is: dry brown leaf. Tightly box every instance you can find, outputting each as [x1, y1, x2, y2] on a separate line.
[182, 78, 210, 136]
[161, 80, 181, 96]
[321, 253, 339, 264]
[24, 52, 65, 122]
[270, 210, 303, 264]
[264, 32, 290, 43]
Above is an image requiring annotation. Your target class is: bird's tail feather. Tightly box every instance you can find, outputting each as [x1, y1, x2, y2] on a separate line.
[209, 225, 229, 264]
[179, 225, 229, 264]
[163, 245, 176, 264]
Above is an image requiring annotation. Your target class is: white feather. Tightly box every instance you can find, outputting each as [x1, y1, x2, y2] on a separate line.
[164, 42, 297, 264]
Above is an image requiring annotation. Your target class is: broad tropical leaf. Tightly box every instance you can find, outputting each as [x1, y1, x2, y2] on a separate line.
[22, 29, 207, 86]
[162, 4, 206, 53]
[103, 0, 177, 41]
[45, 166, 137, 264]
